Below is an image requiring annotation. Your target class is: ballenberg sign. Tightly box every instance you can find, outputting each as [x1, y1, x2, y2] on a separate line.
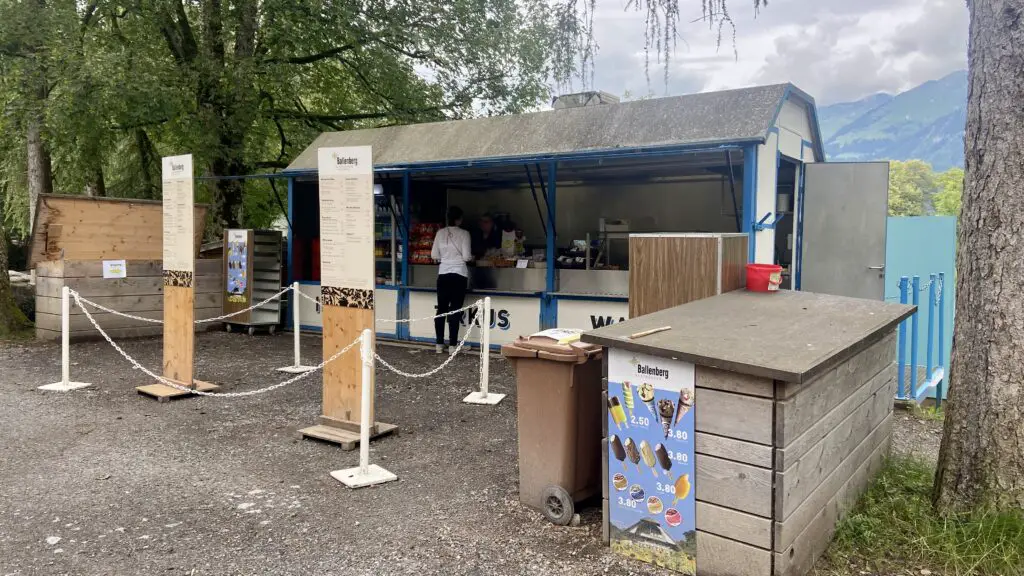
[636, 362, 670, 379]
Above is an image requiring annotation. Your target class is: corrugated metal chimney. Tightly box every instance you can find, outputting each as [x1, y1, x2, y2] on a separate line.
[552, 91, 620, 109]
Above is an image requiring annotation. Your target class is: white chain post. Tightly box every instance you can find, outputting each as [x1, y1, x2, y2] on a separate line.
[277, 282, 315, 374]
[332, 329, 398, 488]
[39, 285, 92, 391]
[463, 296, 504, 405]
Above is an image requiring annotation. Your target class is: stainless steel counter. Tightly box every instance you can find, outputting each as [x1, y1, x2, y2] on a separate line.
[557, 269, 629, 297]
[408, 264, 629, 297]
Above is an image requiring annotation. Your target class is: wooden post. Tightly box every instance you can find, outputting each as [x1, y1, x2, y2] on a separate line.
[300, 146, 396, 448]
[137, 154, 217, 401]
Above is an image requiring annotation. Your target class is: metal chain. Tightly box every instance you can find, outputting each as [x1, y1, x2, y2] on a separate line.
[295, 288, 481, 324]
[73, 286, 291, 325]
[71, 290, 361, 398]
[195, 286, 291, 323]
[374, 306, 480, 378]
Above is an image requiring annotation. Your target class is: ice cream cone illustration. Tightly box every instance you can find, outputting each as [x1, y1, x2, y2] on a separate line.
[672, 473, 691, 505]
[674, 389, 694, 426]
[655, 443, 673, 480]
[658, 398, 675, 438]
[608, 396, 628, 430]
[639, 440, 659, 478]
[621, 382, 635, 418]
[638, 383, 656, 416]
[623, 438, 642, 472]
[610, 435, 627, 471]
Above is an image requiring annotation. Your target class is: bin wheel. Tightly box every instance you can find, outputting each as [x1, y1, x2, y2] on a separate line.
[247, 326, 256, 337]
[541, 485, 574, 526]
[269, 325, 277, 336]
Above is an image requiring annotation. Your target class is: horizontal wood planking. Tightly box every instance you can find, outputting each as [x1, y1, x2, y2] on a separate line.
[37, 259, 222, 279]
[36, 293, 222, 316]
[775, 332, 895, 446]
[696, 453, 773, 518]
[776, 331, 894, 400]
[776, 375, 895, 518]
[774, 415, 893, 551]
[774, 433, 890, 576]
[696, 432, 773, 469]
[697, 531, 771, 576]
[35, 308, 222, 332]
[36, 322, 219, 341]
[696, 388, 774, 445]
[776, 363, 895, 470]
[696, 365, 774, 398]
[36, 275, 223, 298]
[697, 501, 773, 550]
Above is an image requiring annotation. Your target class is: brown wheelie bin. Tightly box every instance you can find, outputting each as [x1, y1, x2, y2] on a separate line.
[501, 331, 603, 525]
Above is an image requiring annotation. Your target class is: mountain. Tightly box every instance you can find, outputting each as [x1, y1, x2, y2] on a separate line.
[818, 71, 967, 171]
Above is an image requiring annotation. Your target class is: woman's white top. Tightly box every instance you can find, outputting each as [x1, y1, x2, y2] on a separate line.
[431, 226, 472, 277]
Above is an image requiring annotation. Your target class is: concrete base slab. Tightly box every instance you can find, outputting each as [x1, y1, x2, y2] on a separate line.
[331, 464, 398, 488]
[38, 381, 92, 392]
[276, 365, 317, 374]
[462, 392, 506, 405]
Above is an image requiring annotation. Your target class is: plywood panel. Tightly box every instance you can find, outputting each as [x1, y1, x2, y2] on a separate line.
[697, 531, 771, 576]
[776, 363, 895, 469]
[696, 388, 774, 445]
[776, 375, 895, 518]
[696, 453, 773, 518]
[697, 501, 772, 550]
[774, 435, 889, 576]
[162, 285, 194, 384]
[36, 308, 221, 332]
[778, 332, 896, 400]
[696, 365, 773, 398]
[36, 293, 222, 316]
[29, 195, 207, 267]
[322, 305, 375, 424]
[775, 415, 893, 550]
[629, 235, 718, 317]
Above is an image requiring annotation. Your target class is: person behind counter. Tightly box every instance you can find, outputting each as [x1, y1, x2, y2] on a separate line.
[472, 213, 502, 259]
[430, 206, 473, 354]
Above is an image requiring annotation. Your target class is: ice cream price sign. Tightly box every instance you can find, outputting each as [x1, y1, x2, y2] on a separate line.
[607, 348, 696, 574]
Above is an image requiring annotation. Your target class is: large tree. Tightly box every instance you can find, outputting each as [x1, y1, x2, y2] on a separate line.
[933, 0, 1024, 512]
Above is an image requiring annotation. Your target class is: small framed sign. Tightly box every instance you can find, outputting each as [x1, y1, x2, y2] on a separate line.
[102, 259, 127, 279]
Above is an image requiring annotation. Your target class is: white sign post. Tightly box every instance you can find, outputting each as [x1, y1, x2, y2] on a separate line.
[39, 286, 92, 392]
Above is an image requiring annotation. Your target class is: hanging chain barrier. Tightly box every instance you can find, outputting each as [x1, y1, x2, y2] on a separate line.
[73, 286, 292, 326]
[294, 288, 480, 324]
[67, 290, 485, 398]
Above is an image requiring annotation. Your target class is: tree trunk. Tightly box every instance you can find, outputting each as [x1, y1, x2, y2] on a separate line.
[0, 217, 30, 338]
[933, 0, 1024, 512]
[25, 112, 53, 232]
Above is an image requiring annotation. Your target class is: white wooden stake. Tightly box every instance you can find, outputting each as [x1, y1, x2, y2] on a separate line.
[40, 286, 92, 391]
[277, 282, 315, 373]
[331, 329, 397, 488]
[463, 297, 504, 405]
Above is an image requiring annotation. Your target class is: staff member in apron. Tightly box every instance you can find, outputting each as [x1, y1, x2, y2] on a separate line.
[431, 206, 472, 353]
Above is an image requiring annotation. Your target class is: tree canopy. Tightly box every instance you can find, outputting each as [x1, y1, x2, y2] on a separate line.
[888, 160, 964, 217]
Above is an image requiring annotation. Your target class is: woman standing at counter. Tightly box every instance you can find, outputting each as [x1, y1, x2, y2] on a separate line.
[431, 206, 473, 353]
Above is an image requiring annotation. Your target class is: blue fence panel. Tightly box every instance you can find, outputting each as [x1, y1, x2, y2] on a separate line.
[885, 217, 956, 400]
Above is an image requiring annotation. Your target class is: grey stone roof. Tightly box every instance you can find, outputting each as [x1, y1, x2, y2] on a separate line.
[286, 84, 799, 171]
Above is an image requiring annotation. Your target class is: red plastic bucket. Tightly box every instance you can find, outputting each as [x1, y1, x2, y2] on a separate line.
[746, 263, 783, 292]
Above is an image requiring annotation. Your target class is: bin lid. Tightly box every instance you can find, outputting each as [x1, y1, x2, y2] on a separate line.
[501, 328, 603, 363]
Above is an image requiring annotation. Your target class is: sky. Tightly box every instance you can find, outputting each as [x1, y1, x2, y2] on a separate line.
[587, 0, 969, 105]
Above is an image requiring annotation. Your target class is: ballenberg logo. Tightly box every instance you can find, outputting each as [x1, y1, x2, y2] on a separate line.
[633, 357, 669, 379]
[334, 155, 359, 166]
[170, 162, 185, 172]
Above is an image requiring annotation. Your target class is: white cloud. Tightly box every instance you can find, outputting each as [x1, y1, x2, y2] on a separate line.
[589, 0, 968, 104]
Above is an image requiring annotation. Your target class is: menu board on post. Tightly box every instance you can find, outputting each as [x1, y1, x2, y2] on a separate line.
[162, 154, 194, 286]
[607, 348, 696, 574]
[317, 146, 375, 307]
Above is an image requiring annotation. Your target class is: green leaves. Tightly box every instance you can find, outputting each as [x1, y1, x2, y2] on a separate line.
[888, 160, 965, 218]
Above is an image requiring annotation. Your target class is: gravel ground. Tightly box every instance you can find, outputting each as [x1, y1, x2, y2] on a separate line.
[0, 332, 942, 576]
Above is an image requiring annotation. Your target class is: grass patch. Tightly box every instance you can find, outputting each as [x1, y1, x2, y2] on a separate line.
[820, 457, 1024, 575]
[911, 404, 946, 422]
